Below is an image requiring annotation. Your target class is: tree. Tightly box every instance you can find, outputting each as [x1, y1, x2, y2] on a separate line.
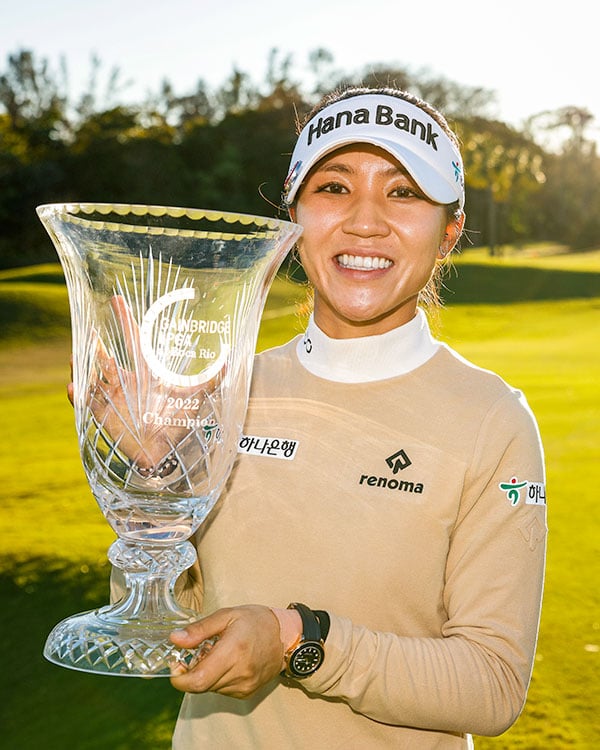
[459, 118, 546, 254]
[526, 107, 600, 249]
[2, 47, 600, 269]
[0, 50, 69, 156]
[0, 52, 72, 265]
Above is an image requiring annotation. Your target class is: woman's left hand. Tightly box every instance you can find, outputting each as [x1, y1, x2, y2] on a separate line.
[169, 605, 285, 698]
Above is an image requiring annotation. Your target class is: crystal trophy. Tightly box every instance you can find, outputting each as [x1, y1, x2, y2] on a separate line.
[37, 203, 302, 676]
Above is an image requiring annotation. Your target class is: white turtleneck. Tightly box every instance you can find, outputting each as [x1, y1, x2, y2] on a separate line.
[295, 308, 440, 384]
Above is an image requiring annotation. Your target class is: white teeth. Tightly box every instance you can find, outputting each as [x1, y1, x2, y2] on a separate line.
[337, 254, 392, 270]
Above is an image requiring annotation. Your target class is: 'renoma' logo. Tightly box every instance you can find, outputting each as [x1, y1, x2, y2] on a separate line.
[358, 448, 423, 495]
[385, 449, 412, 474]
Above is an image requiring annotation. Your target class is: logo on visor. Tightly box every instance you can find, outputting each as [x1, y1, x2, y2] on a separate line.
[452, 160, 463, 185]
[284, 160, 302, 197]
[305, 104, 441, 151]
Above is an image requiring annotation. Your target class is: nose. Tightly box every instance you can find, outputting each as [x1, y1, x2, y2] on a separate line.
[341, 194, 391, 238]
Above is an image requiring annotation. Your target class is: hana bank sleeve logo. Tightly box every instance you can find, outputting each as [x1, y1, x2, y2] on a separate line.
[499, 476, 546, 507]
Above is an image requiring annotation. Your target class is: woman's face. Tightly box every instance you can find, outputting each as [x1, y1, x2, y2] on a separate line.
[294, 144, 463, 338]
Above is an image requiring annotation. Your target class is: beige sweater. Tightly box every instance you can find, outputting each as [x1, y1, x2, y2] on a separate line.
[173, 336, 547, 749]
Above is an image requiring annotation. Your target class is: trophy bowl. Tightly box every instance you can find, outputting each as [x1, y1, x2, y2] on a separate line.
[36, 202, 302, 677]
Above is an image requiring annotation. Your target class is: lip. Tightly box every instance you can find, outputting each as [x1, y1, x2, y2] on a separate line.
[334, 252, 394, 272]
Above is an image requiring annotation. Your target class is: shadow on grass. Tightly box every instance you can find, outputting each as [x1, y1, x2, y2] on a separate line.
[0, 270, 67, 285]
[0, 557, 182, 750]
[443, 264, 600, 304]
[0, 285, 70, 342]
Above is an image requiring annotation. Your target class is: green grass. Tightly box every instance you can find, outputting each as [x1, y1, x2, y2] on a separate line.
[1, 251, 598, 748]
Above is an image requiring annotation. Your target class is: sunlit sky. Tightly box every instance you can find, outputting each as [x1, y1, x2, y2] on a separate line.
[2, 0, 598, 139]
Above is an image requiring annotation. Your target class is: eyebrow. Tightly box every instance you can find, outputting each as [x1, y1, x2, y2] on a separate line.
[314, 161, 410, 178]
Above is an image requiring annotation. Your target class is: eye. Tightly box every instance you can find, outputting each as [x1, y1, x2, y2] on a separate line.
[315, 181, 348, 195]
[389, 185, 423, 199]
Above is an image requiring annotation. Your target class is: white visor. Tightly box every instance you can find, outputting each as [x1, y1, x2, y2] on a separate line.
[283, 94, 465, 209]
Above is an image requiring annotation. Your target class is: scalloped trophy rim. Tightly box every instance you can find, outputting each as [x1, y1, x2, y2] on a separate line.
[35, 202, 299, 242]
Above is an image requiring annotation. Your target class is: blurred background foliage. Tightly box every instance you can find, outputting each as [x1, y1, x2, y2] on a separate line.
[2, 47, 600, 269]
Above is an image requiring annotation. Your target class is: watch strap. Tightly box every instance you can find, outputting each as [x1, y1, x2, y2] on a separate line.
[287, 602, 321, 642]
[313, 609, 330, 642]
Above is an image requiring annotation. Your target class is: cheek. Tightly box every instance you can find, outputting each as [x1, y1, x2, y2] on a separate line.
[405, 216, 447, 256]
[295, 210, 332, 265]
[295, 238, 320, 286]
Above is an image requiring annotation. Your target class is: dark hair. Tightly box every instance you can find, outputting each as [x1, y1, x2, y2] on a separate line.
[289, 85, 464, 311]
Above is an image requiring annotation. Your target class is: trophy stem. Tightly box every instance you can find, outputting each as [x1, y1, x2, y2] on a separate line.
[43, 539, 212, 677]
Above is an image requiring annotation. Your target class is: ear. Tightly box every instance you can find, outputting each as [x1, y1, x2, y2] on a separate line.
[288, 205, 297, 222]
[437, 211, 465, 259]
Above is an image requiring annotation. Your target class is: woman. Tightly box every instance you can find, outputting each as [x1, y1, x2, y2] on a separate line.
[167, 87, 547, 748]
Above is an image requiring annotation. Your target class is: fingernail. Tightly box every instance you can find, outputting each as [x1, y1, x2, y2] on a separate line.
[171, 628, 189, 637]
[169, 663, 187, 676]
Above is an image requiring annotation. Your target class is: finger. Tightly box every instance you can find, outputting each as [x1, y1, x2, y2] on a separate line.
[169, 614, 231, 693]
[170, 609, 234, 649]
[111, 295, 141, 361]
[169, 639, 231, 694]
[93, 333, 118, 384]
[169, 606, 283, 696]
[169, 637, 261, 698]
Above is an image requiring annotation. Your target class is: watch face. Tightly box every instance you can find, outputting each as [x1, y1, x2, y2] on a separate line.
[290, 641, 324, 677]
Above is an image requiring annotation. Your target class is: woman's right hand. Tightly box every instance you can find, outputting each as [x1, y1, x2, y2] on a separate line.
[66, 296, 224, 473]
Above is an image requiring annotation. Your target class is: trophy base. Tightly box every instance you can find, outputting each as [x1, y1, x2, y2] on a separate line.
[44, 540, 214, 677]
[44, 607, 214, 677]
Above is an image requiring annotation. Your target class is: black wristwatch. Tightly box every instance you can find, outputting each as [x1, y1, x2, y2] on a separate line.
[282, 602, 325, 679]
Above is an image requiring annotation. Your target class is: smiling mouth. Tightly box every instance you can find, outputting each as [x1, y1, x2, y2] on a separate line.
[336, 254, 393, 270]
